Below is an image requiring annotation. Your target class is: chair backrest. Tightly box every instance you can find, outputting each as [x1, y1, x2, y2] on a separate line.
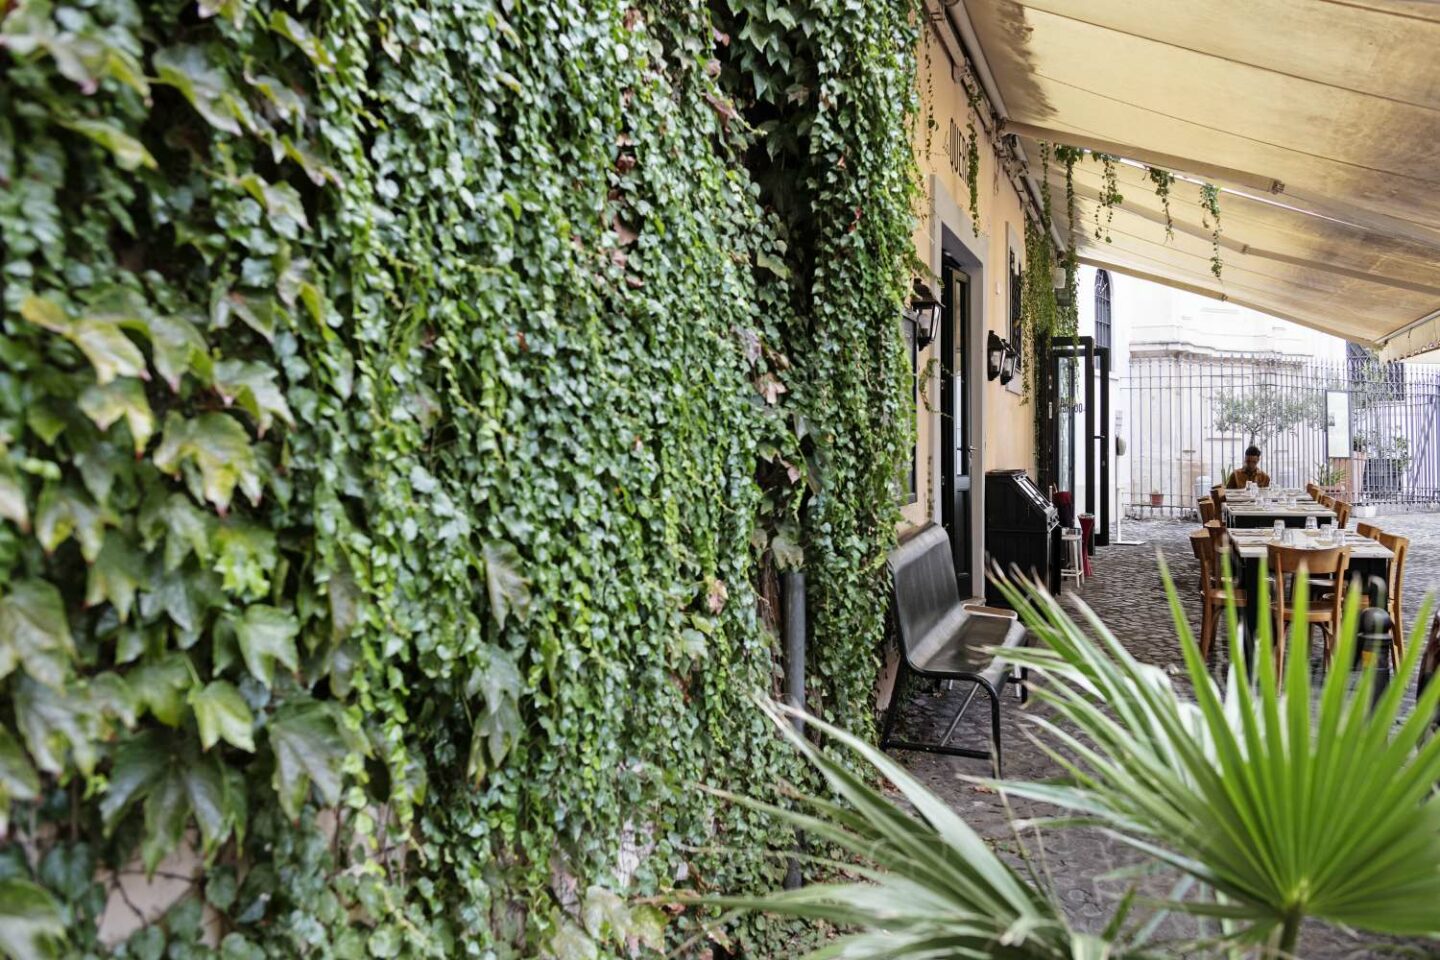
[1198, 499, 1217, 524]
[888, 524, 961, 658]
[1266, 543, 1350, 622]
[1356, 521, 1381, 541]
[1319, 494, 1335, 509]
[1203, 520, 1240, 579]
[1333, 500, 1351, 528]
[1189, 529, 1212, 591]
[1376, 531, 1409, 609]
[1209, 487, 1226, 524]
[1306, 483, 1319, 498]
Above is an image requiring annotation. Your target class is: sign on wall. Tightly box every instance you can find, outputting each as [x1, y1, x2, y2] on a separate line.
[1325, 390, 1351, 458]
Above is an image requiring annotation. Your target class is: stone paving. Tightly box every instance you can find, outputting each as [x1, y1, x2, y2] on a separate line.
[890, 510, 1440, 958]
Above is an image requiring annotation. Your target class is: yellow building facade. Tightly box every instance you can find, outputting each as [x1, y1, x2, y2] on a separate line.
[899, 19, 1041, 599]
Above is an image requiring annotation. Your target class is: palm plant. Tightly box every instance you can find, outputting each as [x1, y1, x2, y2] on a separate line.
[706, 698, 1167, 959]
[722, 561, 1440, 958]
[992, 561, 1440, 955]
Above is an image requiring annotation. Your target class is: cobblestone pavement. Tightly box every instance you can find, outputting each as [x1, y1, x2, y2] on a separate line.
[891, 511, 1440, 958]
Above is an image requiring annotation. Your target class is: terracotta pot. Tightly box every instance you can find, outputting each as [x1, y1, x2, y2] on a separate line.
[1149, 492, 1164, 507]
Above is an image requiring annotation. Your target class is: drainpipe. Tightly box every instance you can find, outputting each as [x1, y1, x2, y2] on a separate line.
[781, 569, 806, 889]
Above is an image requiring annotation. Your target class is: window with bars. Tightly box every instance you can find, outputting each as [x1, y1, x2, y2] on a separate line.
[1094, 269, 1112, 350]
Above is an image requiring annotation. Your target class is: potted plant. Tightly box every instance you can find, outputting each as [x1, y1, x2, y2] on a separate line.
[1149, 488, 1164, 507]
[1315, 459, 1346, 498]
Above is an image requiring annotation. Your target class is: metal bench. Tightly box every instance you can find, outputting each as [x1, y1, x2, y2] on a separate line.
[881, 524, 1027, 775]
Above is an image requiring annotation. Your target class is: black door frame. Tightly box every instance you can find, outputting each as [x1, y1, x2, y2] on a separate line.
[1040, 336, 1111, 547]
[939, 259, 973, 594]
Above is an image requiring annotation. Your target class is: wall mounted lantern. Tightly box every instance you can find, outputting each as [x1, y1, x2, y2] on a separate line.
[908, 279, 942, 350]
[986, 330, 1007, 381]
[999, 342, 1019, 385]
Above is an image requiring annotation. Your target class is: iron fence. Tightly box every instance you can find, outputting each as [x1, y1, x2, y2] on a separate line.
[1122, 352, 1440, 516]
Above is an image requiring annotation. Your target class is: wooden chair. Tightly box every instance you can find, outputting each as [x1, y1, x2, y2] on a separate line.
[1356, 521, 1381, 540]
[1267, 543, 1350, 672]
[1305, 482, 1320, 499]
[1374, 531, 1409, 666]
[1319, 494, 1335, 510]
[1332, 500, 1351, 528]
[1198, 499, 1218, 524]
[1191, 524, 1246, 660]
[1210, 486, 1226, 526]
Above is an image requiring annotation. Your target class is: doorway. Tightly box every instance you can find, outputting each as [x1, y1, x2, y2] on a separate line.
[940, 260, 974, 595]
[1040, 336, 1112, 547]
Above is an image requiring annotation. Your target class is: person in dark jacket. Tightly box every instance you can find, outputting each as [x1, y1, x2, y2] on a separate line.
[1226, 444, 1270, 489]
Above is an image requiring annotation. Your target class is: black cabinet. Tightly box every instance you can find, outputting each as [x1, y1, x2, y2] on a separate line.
[984, 469, 1060, 605]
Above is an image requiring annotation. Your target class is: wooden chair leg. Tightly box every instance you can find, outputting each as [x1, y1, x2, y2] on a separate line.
[1391, 601, 1406, 667]
[1199, 601, 1214, 660]
[1274, 613, 1286, 674]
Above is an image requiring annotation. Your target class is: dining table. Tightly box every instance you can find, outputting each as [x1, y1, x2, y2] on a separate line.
[1223, 495, 1337, 529]
[1220, 527, 1395, 664]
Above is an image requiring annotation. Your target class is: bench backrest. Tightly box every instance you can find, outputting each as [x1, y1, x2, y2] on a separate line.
[888, 524, 961, 657]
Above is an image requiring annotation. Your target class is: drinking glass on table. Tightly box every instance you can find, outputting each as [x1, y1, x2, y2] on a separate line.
[1305, 515, 1317, 532]
[1273, 519, 1285, 541]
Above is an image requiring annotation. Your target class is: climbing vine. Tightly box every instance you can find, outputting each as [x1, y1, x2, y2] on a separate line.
[1147, 166, 1175, 240]
[0, 1, 919, 959]
[1200, 181, 1224, 278]
[1093, 152, 1123, 243]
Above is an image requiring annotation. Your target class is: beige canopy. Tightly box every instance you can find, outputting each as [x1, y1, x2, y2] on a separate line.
[954, 0, 1440, 359]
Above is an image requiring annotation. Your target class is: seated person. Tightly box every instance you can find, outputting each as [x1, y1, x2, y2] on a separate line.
[1225, 445, 1271, 489]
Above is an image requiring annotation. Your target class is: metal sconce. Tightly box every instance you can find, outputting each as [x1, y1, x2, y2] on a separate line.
[986, 331, 1006, 381]
[907, 279, 941, 350]
[999, 343, 1019, 385]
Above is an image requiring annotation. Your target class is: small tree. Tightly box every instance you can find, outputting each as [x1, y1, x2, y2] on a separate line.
[1212, 385, 1325, 446]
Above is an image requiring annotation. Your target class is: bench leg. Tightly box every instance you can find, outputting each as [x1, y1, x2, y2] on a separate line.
[938, 682, 983, 746]
[881, 662, 908, 750]
[983, 677, 1003, 779]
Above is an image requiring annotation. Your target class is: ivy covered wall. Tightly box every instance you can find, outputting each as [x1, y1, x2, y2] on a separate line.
[0, 0, 917, 957]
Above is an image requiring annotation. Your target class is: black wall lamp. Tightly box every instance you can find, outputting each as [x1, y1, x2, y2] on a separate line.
[986, 330, 1007, 381]
[999, 342, 1019, 385]
[907, 279, 941, 350]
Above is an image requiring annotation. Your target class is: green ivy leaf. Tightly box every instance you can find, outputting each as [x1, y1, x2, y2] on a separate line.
[78, 379, 155, 456]
[85, 532, 144, 623]
[17, 295, 68, 334]
[0, 473, 29, 532]
[0, 727, 40, 834]
[268, 12, 334, 71]
[268, 699, 349, 819]
[0, 580, 73, 689]
[99, 730, 165, 831]
[213, 360, 295, 437]
[237, 173, 310, 233]
[68, 317, 150, 385]
[139, 491, 215, 571]
[229, 605, 299, 687]
[14, 676, 100, 776]
[213, 521, 277, 600]
[34, 484, 113, 561]
[483, 540, 531, 628]
[59, 119, 156, 171]
[190, 680, 255, 752]
[0, 879, 65, 960]
[128, 655, 193, 727]
[147, 314, 211, 392]
[153, 46, 242, 135]
[152, 413, 263, 514]
[581, 886, 628, 941]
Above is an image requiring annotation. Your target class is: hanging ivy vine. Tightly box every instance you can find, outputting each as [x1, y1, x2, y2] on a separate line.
[1092, 152, 1123, 243]
[965, 87, 982, 232]
[0, 1, 920, 959]
[1147, 166, 1175, 240]
[1200, 181, 1224, 279]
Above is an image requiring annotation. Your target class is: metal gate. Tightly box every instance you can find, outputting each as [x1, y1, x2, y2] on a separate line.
[1122, 352, 1440, 515]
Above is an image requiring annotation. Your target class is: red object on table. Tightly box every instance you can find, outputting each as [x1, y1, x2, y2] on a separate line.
[1078, 514, 1095, 578]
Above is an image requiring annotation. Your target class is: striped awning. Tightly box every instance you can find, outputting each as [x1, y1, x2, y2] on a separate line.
[955, 0, 1440, 360]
